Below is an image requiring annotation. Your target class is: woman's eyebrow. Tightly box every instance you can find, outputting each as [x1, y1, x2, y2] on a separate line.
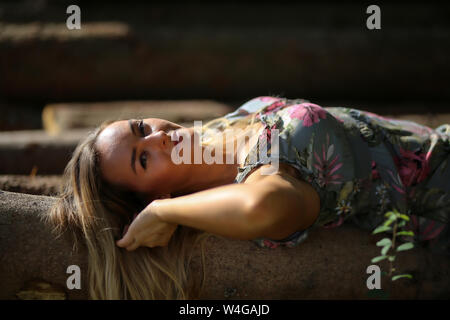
[128, 119, 136, 136]
[128, 119, 137, 175]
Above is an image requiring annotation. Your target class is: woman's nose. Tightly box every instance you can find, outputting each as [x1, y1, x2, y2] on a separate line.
[141, 130, 170, 150]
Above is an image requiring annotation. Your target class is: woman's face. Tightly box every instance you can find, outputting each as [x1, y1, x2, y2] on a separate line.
[95, 118, 188, 198]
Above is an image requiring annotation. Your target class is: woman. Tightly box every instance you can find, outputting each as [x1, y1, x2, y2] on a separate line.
[49, 96, 450, 299]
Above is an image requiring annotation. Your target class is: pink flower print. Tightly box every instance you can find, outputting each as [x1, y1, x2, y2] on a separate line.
[409, 215, 446, 241]
[264, 100, 285, 114]
[258, 124, 277, 145]
[313, 134, 344, 187]
[371, 160, 380, 180]
[394, 148, 430, 187]
[259, 96, 279, 103]
[262, 239, 280, 249]
[334, 116, 345, 124]
[323, 216, 344, 229]
[288, 103, 327, 127]
[387, 169, 406, 195]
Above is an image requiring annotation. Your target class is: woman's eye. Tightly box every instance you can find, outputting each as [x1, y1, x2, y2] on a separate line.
[140, 151, 147, 170]
[138, 120, 146, 136]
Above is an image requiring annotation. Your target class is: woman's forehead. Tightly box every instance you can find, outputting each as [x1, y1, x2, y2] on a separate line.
[95, 122, 133, 186]
[98, 121, 128, 147]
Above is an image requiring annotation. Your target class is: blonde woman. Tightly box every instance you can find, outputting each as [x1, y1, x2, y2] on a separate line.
[49, 96, 449, 299]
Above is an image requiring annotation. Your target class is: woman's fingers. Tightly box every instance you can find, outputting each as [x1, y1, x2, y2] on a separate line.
[116, 236, 129, 248]
[116, 229, 135, 248]
[115, 207, 176, 250]
[116, 214, 138, 248]
[125, 238, 139, 251]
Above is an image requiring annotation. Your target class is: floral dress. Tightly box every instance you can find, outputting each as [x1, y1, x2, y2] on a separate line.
[215, 96, 450, 249]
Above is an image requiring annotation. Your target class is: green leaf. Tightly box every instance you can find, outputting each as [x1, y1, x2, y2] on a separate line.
[372, 225, 392, 234]
[392, 274, 413, 281]
[376, 238, 392, 247]
[384, 211, 395, 218]
[384, 219, 394, 227]
[398, 221, 406, 228]
[371, 255, 388, 263]
[384, 214, 397, 225]
[396, 231, 414, 237]
[396, 242, 414, 252]
[387, 255, 396, 262]
[398, 214, 410, 221]
[381, 244, 391, 256]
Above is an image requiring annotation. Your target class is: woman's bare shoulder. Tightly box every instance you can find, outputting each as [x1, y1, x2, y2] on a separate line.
[243, 162, 306, 185]
[243, 162, 320, 211]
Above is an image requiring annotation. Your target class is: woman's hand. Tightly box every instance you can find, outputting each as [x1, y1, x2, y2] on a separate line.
[116, 201, 178, 251]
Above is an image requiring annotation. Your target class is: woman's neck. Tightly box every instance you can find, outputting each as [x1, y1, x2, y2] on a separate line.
[172, 162, 239, 197]
[171, 121, 264, 197]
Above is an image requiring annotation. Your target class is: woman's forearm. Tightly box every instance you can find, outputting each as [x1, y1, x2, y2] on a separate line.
[151, 183, 268, 240]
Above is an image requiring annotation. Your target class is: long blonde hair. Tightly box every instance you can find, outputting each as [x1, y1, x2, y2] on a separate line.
[46, 108, 264, 300]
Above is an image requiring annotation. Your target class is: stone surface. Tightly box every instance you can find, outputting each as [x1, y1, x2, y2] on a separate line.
[0, 190, 449, 300]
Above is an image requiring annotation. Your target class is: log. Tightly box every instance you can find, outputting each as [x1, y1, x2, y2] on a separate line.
[2, 110, 450, 174]
[0, 129, 89, 175]
[0, 191, 88, 299]
[42, 100, 234, 135]
[0, 175, 62, 196]
[1, 4, 450, 103]
[41, 101, 450, 135]
[0, 190, 449, 300]
[0, 107, 450, 175]
[0, 101, 43, 132]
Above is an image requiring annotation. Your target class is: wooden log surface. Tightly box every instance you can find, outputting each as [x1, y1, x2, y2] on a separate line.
[42, 101, 450, 135]
[42, 100, 234, 135]
[1, 109, 450, 174]
[0, 190, 449, 300]
[0, 175, 62, 196]
[1, 4, 450, 102]
[0, 129, 89, 175]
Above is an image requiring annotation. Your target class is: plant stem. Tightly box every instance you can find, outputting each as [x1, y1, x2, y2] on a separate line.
[389, 217, 398, 276]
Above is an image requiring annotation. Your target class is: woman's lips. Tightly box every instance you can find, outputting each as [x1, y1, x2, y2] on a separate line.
[174, 136, 183, 146]
[170, 130, 183, 146]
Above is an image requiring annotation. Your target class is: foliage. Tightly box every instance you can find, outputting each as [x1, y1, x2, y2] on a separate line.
[371, 208, 415, 281]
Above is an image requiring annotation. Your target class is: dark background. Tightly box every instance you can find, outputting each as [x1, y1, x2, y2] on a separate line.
[1, 0, 449, 130]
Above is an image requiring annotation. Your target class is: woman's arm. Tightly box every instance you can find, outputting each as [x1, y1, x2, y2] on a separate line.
[156, 163, 320, 240]
[116, 163, 320, 250]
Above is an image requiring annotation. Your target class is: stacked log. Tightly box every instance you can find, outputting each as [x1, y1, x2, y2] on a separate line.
[1, 190, 449, 300]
